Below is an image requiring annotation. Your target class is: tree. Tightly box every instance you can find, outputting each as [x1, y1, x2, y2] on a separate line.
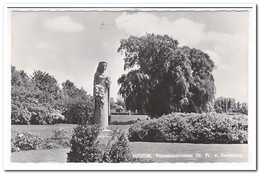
[240, 102, 248, 115]
[116, 98, 126, 110]
[11, 66, 35, 124]
[118, 70, 150, 114]
[60, 80, 93, 124]
[11, 66, 30, 87]
[117, 34, 216, 116]
[11, 67, 93, 124]
[110, 98, 117, 111]
[214, 97, 247, 114]
[31, 70, 60, 99]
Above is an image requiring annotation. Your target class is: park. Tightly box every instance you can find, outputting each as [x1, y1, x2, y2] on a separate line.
[10, 11, 249, 165]
[11, 49, 248, 163]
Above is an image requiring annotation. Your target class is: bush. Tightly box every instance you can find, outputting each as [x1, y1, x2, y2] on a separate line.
[128, 113, 248, 144]
[47, 113, 65, 124]
[67, 124, 136, 163]
[11, 130, 44, 152]
[63, 103, 93, 124]
[105, 129, 133, 162]
[67, 124, 101, 162]
[11, 128, 73, 152]
[11, 86, 32, 125]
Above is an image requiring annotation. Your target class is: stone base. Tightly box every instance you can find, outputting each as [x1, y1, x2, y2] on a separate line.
[95, 129, 113, 150]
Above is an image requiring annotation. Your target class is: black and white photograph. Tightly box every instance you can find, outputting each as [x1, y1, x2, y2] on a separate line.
[3, 4, 256, 171]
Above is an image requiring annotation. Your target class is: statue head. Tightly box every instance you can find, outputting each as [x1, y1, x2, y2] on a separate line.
[96, 61, 107, 74]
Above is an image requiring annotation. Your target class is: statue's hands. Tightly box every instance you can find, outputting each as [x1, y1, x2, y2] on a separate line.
[106, 77, 111, 88]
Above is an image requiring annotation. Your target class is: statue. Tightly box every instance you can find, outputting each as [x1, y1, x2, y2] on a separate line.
[93, 61, 111, 130]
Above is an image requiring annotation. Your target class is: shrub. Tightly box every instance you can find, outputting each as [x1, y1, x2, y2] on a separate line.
[11, 130, 44, 152]
[46, 113, 65, 124]
[11, 104, 31, 125]
[67, 124, 136, 163]
[67, 124, 101, 162]
[105, 129, 132, 162]
[11, 128, 73, 152]
[63, 103, 93, 124]
[128, 113, 248, 144]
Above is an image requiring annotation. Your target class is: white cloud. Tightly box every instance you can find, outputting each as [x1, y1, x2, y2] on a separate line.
[115, 12, 206, 46]
[44, 15, 84, 32]
[204, 50, 227, 70]
[115, 12, 245, 49]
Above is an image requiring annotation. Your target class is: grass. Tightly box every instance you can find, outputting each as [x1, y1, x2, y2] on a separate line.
[11, 148, 70, 163]
[11, 115, 146, 138]
[110, 115, 148, 122]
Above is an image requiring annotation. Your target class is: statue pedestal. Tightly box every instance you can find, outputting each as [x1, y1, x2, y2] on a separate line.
[95, 129, 113, 150]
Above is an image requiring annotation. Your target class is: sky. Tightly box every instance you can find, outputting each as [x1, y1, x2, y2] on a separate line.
[11, 9, 249, 102]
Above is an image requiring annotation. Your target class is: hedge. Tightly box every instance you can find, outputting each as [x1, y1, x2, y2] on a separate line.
[128, 113, 247, 144]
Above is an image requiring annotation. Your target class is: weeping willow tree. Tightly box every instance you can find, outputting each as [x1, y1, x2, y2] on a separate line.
[117, 34, 216, 117]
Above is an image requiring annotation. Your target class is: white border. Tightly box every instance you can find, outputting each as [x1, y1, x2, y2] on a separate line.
[3, 3, 257, 171]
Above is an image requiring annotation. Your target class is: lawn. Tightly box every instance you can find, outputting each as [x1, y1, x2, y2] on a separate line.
[11, 124, 76, 139]
[11, 115, 145, 138]
[110, 115, 148, 122]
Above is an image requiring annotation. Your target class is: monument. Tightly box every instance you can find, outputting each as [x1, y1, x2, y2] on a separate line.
[93, 61, 111, 129]
[93, 61, 112, 149]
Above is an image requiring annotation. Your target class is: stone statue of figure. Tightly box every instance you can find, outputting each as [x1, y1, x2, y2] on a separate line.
[93, 61, 111, 129]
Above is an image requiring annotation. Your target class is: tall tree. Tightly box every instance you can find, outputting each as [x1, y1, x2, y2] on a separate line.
[11, 66, 30, 87]
[31, 70, 60, 98]
[117, 34, 216, 116]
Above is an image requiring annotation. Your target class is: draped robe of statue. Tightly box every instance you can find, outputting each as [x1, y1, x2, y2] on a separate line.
[93, 72, 110, 129]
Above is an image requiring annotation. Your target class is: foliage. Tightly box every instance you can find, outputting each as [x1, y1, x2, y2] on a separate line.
[31, 70, 60, 98]
[67, 124, 101, 162]
[110, 98, 126, 112]
[11, 66, 93, 125]
[60, 80, 93, 124]
[63, 103, 93, 124]
[116, 98, 126, 110]
[128, 113, 248, 144]
[214, 97, 248, 114]
[67, 124, 136, 163]
[117, 34, 216, 117]
[105, 129, 132, 162]
[11, 128, 72, 152]
[11, 130, 44, 152]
